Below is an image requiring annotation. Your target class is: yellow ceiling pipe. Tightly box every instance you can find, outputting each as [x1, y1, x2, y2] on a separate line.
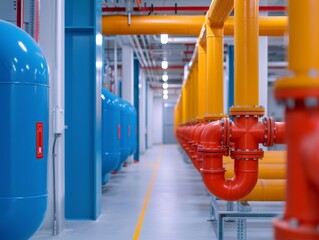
[234, 0, 259, 107]
[224, 16, 287, 36]
[102, 15, 287, 36]
[207, 0, 234, 28]
[197, 43, 206, 120]
[240, 179, 286, 201]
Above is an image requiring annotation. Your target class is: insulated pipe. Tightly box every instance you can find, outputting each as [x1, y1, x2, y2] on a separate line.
[273, 1, 319, 238]
[199, 117, 285, 200]
[225, 164, 286, 179]
[223, 151, 286, 164]
[102, 16, 287, 36]
[240, 179, 286, 201]
[206, 20, 226, 119]
[207, 0, 234, 28]
[234, 0, 259, 107]
[197, 43, 206, 120]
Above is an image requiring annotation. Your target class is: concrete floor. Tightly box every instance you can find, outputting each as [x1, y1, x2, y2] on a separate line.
[33, 145, 283, 240]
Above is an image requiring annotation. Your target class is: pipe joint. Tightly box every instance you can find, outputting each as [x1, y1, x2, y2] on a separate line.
[230, 149, 264, 161]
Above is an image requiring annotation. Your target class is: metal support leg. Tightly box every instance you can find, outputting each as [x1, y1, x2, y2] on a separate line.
[237, 201, 252, 240]
[209, 195, 218, 221]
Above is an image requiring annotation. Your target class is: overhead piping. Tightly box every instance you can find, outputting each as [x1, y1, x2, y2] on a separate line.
[102, 15, 287, 36]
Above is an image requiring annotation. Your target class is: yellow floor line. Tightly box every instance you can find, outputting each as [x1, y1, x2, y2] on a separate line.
[132, 146, 164, 240]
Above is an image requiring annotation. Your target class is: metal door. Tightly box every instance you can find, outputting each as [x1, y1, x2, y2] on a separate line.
[163, 102, 177, 144]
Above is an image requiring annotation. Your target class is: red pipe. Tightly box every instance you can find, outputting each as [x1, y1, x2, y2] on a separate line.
[274, 99, 319, 239]
[102, 6, 286, 13]
[16, 0, 24, 28]
[198, 117, 285, 201]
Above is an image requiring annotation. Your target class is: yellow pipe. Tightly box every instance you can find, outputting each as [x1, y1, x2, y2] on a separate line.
[193, 62, 199, 121]
[234, 0, 259, 107]
[207, 0, 234, 28]
[275, 1, 319, 90]
[224, 16, 287, 36]
[240, 179, 286, 201]
[225, 164, 286, 179]
[188, 72, 193, 121]
[223, 151, 286, 164]
[197, 43, 206, 120]
[102, 15, 287, 37]
[181, 86, 188, 124]
[205, 20, 225, 118]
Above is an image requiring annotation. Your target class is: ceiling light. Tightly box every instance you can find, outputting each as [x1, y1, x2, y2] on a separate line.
[163, 90, 168, 95]
[161, 60, 168, 70]
[163, 94, 168, 100]
[160, 34, 168, 44]
[163, 83, 168, 89]
[162, 74, 168, 81]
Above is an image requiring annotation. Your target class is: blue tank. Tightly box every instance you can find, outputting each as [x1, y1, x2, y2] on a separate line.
[101, 89, 121, 183]
[128, 104, 137, 156]
[114, 99, 131, 172]
[0, 21, 49, 239]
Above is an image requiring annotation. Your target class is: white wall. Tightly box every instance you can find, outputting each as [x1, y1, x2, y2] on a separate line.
[151, 94, 179, 145]
[121, 45, 134, 104]
[139, 70, 146, 154]
[38, 0, 65, 235]
[152, 97, 163, 144]
[147, 83, 153, 148]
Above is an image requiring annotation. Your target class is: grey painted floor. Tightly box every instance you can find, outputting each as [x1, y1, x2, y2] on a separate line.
[33, 145, 283, 240]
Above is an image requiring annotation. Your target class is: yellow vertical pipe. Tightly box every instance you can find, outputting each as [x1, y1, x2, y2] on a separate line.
[182, 86, 188, 123]
[193, 62, 199, 121]
[234, 0, 259, 107]
[179, 96, 183, 125]
[206, 19, 224, 117]
[289, 1, 319, 74]
[187, 77, 192, 122]
[187, 79, 192, 122]
[197, 43, 206, 120]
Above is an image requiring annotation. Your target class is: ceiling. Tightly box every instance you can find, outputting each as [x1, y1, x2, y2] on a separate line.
[103, 0, 287, 94]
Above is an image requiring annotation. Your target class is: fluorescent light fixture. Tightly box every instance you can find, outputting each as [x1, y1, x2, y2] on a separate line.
[163, 90, 168, 95]
[161, 60, 168, 70]
[162, 74, 168, 81]
[160, 34, 168, 44]
[163, 94, 168, 100]
[162, 83, 168, 89]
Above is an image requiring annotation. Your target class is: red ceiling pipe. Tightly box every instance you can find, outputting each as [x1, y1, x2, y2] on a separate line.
[198, 115, 285, 201]
[16, 0, 24, 28]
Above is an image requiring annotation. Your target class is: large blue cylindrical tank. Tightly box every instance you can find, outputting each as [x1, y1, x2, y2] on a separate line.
[114, 99, 131, 171]
[0, 21, 49, 239]
[128, 104, 137, 156]
[101, 89, 121, 184]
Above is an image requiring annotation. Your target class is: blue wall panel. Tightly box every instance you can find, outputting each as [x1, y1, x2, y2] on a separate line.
[65, 0, 102, 219]
[134, 58, 139, 161]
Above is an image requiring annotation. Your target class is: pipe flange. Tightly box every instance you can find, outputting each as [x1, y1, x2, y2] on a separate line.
[197, 145, 227, 156]
[229, 106, 265, 117]
[230, 149, 264, 160]
[221, 118, 231, 146]
[263, 117, 276, 147]
[201, 168, 226, 174]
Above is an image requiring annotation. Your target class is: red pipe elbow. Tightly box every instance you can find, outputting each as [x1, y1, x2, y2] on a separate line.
[202, 159, 258, 201]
